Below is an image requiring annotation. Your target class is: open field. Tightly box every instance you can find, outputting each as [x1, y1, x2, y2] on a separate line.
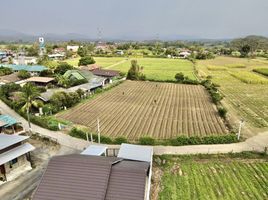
[155, 154, 268, 200]
[197, 56, 268, 128]
[57, 81, 227, 140]
[65, 57, 195, 81]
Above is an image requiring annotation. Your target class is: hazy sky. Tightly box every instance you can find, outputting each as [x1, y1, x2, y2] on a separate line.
[1, 0, 268, 39]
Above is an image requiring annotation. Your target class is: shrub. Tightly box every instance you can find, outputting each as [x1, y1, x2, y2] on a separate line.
[69, 128, 87, 140]
[114, 137, 128, 144]
[18, 70, 31, 79]
[0, 66, 12, 76]
[218, 107, 227, 119]
[78, 56, 95, 66]
[139, 136, 155, 145]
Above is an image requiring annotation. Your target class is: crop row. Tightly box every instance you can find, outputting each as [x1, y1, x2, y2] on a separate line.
[59, 81, 228, 140]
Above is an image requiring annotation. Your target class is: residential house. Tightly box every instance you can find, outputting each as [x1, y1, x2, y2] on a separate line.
[0, 72, 21, 85]
[32, 143, 153, 200]
[67, 45, 79, 52]
[0, 134, 35, 183]
[13, 56, 38, 65]
[25, 77, 55, 87]
[4, 65, 47, 76]
[91, 68, 120, 83]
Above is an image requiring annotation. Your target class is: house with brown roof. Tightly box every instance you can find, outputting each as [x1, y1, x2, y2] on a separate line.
[0, 72, 21, 85]
[33, 144, 153, 200]
[0, 134, 35, 183]
[25, 76, 55, 86]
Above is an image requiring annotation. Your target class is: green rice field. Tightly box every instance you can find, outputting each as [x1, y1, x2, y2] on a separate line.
[65, 56, 196, 81]
[156, 153, 268, 200]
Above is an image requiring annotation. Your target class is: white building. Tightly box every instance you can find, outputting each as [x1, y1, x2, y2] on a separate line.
[67, 45, 79, 52]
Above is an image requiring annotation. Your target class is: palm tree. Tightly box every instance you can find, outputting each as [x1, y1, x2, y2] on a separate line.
[56, 74, 70, 88]
[20, 83, 40, 131]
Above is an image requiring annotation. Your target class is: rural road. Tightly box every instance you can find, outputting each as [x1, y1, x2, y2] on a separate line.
[0, 100, 267, 155]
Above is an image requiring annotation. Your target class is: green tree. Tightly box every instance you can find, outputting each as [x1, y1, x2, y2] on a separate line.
[78, 56, 95, 66]
[175, 72, 185, 83]
[77, 46, 88, 57]
[126, 60, 146, 80]
[56, 74, 71, 88]
[54, 62, 73, 74]
[20, 83, 40, 130]
[18, 70, 31, 79]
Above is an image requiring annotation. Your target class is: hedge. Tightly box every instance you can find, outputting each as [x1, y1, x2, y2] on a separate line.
[69, 128, 238, 146]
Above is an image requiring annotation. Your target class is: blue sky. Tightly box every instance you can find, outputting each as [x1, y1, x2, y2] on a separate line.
[1, 0, 268, 39]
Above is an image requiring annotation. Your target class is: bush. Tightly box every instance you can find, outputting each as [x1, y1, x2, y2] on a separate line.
[218, 107, 227, 119]
[0, 66, 12, 76]
[78, 56, 95, 66]
[114, 137, 128, 144]
[18, 70, 31, 79]
[69, 128, 87, 140]
[139, 136, 155, 145]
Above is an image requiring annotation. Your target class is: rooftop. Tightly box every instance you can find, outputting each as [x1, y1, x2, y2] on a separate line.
[0, 134, 29, 150]
[91, 68, 120, 77]
[33, 154, 150, 200]
[5, 65, 47, 72]
[26, 76, 54, 83]
[0, 115, 18, 128]
[0, 72, 21, 84]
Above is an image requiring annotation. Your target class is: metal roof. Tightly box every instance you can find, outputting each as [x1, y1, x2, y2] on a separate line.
[0, 134, 29, 150]
[33, 155, 120, 200]
[33, 154, 150, 200]
[0, 143, 35, 165]
[0, 115, 17, 128]
[117, 143, 153, 163]
[5, 65, 47, 72]
[106, 160, 149, 200]
[26, 76, 54, 83]
[81, 145, 108, 156]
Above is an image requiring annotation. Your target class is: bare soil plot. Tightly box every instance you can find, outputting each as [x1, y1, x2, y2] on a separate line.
[58, 81, 228, 140]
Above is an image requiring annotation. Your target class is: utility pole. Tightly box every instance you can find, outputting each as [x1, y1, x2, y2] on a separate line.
[97, 118, 100, 144]
[237, 119, 244, 140]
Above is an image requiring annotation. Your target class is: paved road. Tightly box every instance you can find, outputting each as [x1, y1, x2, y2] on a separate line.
[1, 100, 267, 155]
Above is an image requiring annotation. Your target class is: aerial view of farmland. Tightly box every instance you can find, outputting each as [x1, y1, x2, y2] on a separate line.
[58, 80, 227, 140]
[197, 57, 268, 131]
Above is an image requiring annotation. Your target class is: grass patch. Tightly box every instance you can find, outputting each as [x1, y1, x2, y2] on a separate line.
[230, 71, 268, 84]
[253, 68, 268, 77]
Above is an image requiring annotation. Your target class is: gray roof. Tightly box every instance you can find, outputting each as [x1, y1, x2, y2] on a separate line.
[0, 134, 29, 150]
[81, 145, 108, 156]
[39, 76, 105, 102]
[33, 154, 150, 200]
[0, 143, 35, 165]
[117, 143, 153, 163]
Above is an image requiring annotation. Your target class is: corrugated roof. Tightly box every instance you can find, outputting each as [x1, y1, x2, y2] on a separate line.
[0, 115, 17, 128]
[81, 145, 108, 156]
[0, 134, 29, 150]
[26, 76, 54, 83]
[5, 65, 47, 72]
[117, 143, 153, 163]
[0, 72, 21, 84]
[0, 143, 35, 165]
[106, 160, 149, 200]
[33, 155, 120, 200]
[33, 155, 150, 200]
[91, 69, 120, 78]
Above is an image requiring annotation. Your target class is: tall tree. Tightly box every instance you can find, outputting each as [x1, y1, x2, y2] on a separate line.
[20, 83, 40, 130]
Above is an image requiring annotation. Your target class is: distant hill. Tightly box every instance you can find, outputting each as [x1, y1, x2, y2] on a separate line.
[231, 35, 268, 50]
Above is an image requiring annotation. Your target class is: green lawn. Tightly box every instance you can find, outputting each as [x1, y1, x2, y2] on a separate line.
[156, 154, 268, 200]
[64, 56, 195, 81]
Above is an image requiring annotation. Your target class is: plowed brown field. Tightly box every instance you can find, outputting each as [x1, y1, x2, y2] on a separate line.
[58, 81, 228, 140]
